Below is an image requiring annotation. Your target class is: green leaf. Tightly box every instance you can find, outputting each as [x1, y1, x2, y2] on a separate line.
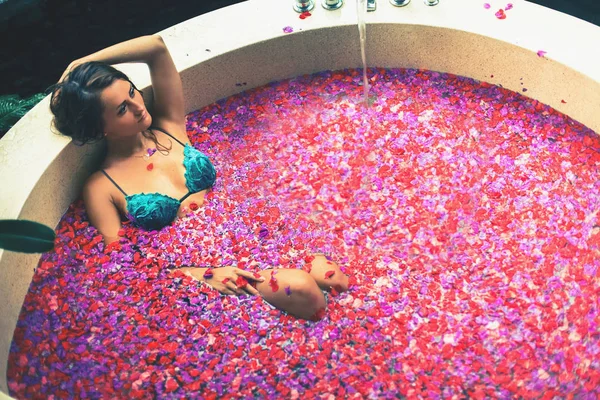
[0, 93, 46, 134]
[0, 219, 56, 254]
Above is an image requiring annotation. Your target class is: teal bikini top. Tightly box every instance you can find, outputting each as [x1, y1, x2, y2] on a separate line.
[101, 127, 216, 231]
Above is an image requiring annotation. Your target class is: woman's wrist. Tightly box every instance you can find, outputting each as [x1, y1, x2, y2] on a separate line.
[179, 266, 210, 281]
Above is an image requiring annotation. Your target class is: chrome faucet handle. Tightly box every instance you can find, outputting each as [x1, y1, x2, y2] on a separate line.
[390, 0, 410, 6]
[367, 0, 376, 11]
[294, 0, 315, 12]
[424, 0, 439, 5]
[322, 0, 343, 10]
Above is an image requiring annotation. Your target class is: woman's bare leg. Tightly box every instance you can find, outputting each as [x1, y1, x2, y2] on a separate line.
[255, 269, 326, 321]
[306, 254, 349, 293]
[175, 254, 349, 320]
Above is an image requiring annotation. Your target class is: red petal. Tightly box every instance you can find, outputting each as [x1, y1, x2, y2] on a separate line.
[165, 377, 179, 393]
[235, 276, 248, 288]
[269, 280, 279, 292]
[325, 270, 335, 279]
[304, 255, 315, 264]
[146, 163, 154, 171]
[269, 271, 279, 292]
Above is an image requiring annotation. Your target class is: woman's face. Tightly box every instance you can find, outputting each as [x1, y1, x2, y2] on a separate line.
[100, 79, 152, 138]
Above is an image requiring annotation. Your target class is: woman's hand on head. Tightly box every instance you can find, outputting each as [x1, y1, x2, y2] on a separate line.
[58, 58, 87, 83]
[58, 60, 82, 83]
[184, 267, 265, 296]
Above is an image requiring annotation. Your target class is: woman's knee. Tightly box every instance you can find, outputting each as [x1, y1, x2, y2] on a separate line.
[288, 272, 326, 319]
[291, 271, 326, 302]
[257, 269, 326, 320]
[308, 255, 349, 292]
[277, 269, 324, 303]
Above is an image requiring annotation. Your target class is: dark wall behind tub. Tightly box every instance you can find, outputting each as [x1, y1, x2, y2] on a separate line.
[0, 0, 247, 98]
[528, 0, 600, 26]
[0, 0, 598, 99]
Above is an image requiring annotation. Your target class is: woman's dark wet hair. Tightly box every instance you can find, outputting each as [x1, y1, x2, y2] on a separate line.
[49, 62, 133, 145]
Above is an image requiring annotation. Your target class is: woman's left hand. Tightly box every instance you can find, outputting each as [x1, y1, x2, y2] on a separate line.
[179, 266, 265, 296]
[58, 58, 87, 83]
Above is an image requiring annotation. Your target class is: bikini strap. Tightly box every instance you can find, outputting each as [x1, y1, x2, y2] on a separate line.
[179, 191, 193, 203]
[100, 170, 128, 197]
[150, 126, 186, 147]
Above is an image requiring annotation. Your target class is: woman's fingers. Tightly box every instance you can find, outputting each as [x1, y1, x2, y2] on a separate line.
[197, 268, 266, 296]
[233, 269, 262, 296]
[241, 282, 260, 296]
[59, 62, 77, 83]
[230, 275, 260, 296]
[228, 282, 243, 294]
[219, 278, 237, 294]
[218, 279, 238, 296]
[236, 268, 265, 282]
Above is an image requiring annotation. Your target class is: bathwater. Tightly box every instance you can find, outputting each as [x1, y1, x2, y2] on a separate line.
[8, 68, 600, 398]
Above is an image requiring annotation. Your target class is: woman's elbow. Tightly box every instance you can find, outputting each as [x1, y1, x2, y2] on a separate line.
[152, 35, 167, 50]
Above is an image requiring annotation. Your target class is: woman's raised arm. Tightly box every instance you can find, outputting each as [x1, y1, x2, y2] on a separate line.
[60, 35, 185, 128]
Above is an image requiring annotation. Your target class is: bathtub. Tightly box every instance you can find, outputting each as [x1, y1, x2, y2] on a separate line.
[0, 0, 598, 394]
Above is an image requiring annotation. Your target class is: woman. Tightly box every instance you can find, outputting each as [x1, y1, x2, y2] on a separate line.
[50, 35, 349, 320]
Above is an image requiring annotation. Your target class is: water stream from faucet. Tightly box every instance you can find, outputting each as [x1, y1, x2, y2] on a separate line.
[357, 0, 369, 106]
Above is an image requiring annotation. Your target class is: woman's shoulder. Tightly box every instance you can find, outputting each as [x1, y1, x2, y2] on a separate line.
[82, 169, 125, 210]
[84, 170, 112, 193]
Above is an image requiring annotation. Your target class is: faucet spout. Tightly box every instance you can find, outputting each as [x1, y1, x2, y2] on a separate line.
[293, 0, 315, 12]
[322, 0, 343, 10]
[389, 0, 410, 6]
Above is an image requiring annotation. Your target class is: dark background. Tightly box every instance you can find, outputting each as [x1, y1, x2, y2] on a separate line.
[0, 0, 598, 98]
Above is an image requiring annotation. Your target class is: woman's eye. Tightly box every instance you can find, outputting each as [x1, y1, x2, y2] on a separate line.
[129, 86, 135, 97]
[118, 105, 127, 115]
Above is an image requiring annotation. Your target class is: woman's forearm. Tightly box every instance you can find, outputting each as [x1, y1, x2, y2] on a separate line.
[76, 35, 167, 67]
[179, 266, 210, 281]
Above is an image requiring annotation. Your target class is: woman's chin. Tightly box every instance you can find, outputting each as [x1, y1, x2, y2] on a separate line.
[143, 114, 153, 129]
